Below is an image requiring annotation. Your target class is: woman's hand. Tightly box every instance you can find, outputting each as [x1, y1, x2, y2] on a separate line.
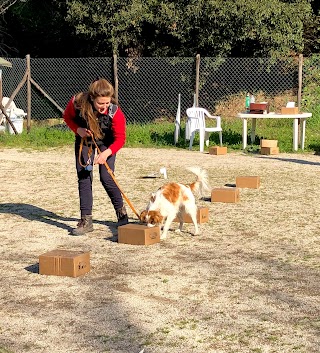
[94, 148, 112, 165]
[77, 127, 91, 138]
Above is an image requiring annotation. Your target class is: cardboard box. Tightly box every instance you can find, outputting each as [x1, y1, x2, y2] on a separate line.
[211, 188, 240, 203]
[236, 176, 260, 189]
[39, 249, 90, 277]
[118, 224, 160, 245]
[209, 146, 227, 155]
[260, 146, 279, 155]
[260, 139, 278, 148]
[281, 107, 299, 114]
[173, 207, 209, 224]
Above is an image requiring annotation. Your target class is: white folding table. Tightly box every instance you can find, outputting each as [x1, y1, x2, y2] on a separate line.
[237, 112, 312, 151]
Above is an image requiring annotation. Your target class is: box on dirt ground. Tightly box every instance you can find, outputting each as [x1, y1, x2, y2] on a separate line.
[39, 249, 90, 277]
[208, 146, 227, 155]
[260, 139, 278, 148]
[260, 146, 279, 155]
[236, 176, 260, 189]
[118, 224, 160, 245]
[173, 207, 209, 224]
[211, 188, 240, 203]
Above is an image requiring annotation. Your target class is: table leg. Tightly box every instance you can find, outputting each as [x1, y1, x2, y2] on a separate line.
[242, 118, 247, 149]
[293, 118, 298, 151]
[251, 118, 257, 144]
[301, 118, 306, 150]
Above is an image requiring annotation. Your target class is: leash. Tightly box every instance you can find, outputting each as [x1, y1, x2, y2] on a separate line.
[79, 137, 94, 171]
[80, 133, 140, 219]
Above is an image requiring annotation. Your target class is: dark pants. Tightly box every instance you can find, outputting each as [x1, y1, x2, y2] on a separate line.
[75, 142, 124, 217]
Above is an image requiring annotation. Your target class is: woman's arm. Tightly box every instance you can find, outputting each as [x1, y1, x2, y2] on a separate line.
[108, 107, 126, 154]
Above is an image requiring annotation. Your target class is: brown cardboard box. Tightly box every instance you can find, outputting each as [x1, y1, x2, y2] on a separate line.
[118, 224, 160, 245]
[260, 146, 279, 155]
[236, 176, 260, 189]
[173, 207, 209, 224]
[209, 146, 227, 155]
[281, 107, 299, 114]
[211, 188, 240, 203]
[260, 139, 278, 148]
[39, 249, 90, 277]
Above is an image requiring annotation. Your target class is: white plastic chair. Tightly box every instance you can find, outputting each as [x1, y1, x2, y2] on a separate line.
[186, 107, 222, 152]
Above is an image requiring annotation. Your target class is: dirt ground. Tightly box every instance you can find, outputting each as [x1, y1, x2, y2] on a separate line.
[0, 146, 320, 353]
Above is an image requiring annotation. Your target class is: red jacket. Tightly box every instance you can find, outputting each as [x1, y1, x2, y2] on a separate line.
[63, 97, 126, 155]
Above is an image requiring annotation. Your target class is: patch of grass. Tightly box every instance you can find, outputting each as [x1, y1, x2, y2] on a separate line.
[1, 114, 320, 153]
[174, 318, 199, 330]
[0, 125, 74, 150]
[0, 348, 15, 353]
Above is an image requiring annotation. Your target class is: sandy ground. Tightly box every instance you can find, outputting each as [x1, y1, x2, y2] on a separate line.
[0, 146, 320, 353]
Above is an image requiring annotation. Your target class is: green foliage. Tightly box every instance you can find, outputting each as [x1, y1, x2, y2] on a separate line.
[1, 116, 320, 153]
[0, 126, 74, 149]
[183, 0, 312, 57]
[61, 0, 314, 57]
[301, 54, 320, 126]
[2, 0, 318, 58]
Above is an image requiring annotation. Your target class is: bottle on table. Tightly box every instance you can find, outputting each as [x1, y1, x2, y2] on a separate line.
[245, 93, 250, 113]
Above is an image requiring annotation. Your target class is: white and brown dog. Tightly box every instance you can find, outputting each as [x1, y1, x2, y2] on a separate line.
[140, 167, 209, 239]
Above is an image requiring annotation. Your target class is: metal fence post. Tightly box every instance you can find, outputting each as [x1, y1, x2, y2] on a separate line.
[195, 54, 200, 107]
[298, 54, 303, 110]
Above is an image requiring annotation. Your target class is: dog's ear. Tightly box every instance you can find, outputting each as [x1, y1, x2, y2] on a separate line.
[155, 212, 164, 224]
[148, 210, 163, 225]
[139, 210, 147, 223]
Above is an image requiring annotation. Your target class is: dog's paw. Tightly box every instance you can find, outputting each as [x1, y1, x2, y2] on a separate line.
[192, 231, 200, 236]
[160, 233, 167, 240]
[175, 229, 181, 233]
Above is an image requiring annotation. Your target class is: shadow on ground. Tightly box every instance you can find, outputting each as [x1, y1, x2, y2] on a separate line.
[0, 203, 122, 237]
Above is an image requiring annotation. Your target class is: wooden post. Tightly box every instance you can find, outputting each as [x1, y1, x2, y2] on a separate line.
[113, 54, 118, 103]
[195, 54, 200, 107]
[0, 69, 2, 107]
[297, 54, 303, 144]
[26, 54, 31, 133]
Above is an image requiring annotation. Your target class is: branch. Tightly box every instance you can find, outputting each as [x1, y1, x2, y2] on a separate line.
[0, 0, 25, 15]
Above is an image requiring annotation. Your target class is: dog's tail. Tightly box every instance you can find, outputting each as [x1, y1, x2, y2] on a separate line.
[187, 166, 210, 197]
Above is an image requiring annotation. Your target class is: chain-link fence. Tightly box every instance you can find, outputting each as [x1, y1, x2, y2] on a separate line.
[1, 55, 319, 127]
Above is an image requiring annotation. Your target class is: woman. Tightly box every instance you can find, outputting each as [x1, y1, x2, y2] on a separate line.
[63, 78, 128, 236]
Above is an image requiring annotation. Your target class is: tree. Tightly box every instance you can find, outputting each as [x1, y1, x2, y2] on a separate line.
[64, 0, 314, 57]
[175, 0, 313, 57]
[1, 0, 96, 57]
[1, 0, 318, 58]
[0, 0, 27, 15]
[0, 0, 29, 55]
[303, 0, 320, 55]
